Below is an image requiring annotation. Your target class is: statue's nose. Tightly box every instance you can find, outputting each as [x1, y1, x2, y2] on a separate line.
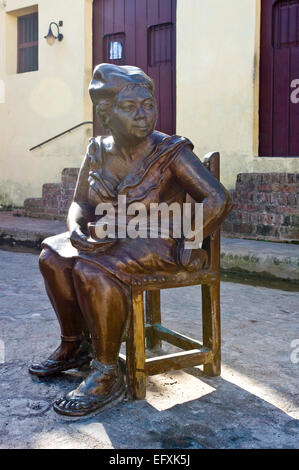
[135, 105, 146, 119]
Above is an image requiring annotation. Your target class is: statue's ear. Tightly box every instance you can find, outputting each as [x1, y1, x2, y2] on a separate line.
[96, 99, 111, 129]
[102, 114, 110, 129]
[96, 104, 110, 129]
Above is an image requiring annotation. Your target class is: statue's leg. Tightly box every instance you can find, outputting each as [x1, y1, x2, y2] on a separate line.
[29, 248, 92, 377]
[39, 247, 88, 337]
[53, 259, 128, 417]
[72, 260, 129, 363]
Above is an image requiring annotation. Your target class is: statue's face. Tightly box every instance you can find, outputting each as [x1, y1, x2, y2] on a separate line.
[107, 86, 157, 141]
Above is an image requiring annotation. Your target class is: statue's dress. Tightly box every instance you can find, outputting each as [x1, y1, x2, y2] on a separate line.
[42, 132, 208, 286]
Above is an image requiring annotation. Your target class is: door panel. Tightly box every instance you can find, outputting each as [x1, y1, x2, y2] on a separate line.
[272, 47, 290, 155]
[260, 0, 299, 156]
[93, 0, 176, 137]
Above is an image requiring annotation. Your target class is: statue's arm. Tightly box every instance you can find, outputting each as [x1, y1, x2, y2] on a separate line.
[67, 155, 94, 236]
[170, 146, 233, 240]
[67, 139, 99, 251]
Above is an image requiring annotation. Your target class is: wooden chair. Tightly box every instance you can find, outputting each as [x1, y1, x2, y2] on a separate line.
[119, 152, 221, 399]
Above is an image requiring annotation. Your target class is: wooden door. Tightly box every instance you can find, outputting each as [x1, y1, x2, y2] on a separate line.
[93, 0, 176, 136]
[259, 0, 299, 156]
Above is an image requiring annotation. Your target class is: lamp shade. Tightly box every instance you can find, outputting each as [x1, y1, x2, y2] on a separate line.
[44, 25, 56, 46]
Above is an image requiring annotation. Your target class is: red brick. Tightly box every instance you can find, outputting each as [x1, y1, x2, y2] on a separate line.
[272, 183, 297, 193]
[257, 184, 271, 192]
[266, 214, 275, 225]
[287, 194, 296, 206]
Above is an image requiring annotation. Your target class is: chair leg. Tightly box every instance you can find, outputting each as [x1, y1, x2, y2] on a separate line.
[202, 281, 221, 376]
[145, 291, 162, 350]
[126, 290, 146, 399]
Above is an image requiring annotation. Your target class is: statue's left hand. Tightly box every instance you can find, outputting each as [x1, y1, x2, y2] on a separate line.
[178, 242, 208, 271]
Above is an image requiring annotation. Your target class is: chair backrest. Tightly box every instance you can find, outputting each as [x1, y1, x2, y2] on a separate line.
[202, 152, 220, 180]
[186, 152, 221, 272]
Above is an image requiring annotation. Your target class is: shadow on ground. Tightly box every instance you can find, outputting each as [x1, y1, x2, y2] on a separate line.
[3, 365, 296, 449]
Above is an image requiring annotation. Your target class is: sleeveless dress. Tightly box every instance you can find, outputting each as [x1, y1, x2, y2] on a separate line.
[42, 133, 208, 286]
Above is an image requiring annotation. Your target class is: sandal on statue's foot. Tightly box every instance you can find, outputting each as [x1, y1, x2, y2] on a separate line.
[29, 334, 92, 377]
[53, 360, 126, 418]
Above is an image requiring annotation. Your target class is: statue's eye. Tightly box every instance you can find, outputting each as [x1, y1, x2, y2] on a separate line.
[121, 103, 135, 112]
[143, 102, 154, 110]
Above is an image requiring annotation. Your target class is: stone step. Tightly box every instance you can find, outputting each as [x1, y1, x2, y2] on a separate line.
[24, 168, 79, 220]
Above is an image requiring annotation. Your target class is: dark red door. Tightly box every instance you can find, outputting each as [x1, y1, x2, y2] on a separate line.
[259, 0, 299, 156]
[93, 0, 176, 136]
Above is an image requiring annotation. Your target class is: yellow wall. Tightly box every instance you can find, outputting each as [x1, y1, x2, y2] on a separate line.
[1, 0, 298, 206]
[0, 0, 93, 206]
[176, 0, 299, 189]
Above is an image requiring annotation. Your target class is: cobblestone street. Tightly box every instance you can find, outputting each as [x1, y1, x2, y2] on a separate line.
[0, 248, 298, 449]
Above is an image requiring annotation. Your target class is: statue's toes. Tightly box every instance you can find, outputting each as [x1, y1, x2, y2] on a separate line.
[69, 401, 79, 410]
[54, 395, 90, 413]
[64, 401, 73, 410]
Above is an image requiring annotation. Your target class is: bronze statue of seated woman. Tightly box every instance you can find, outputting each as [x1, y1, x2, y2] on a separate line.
[29, 64, 232, 418]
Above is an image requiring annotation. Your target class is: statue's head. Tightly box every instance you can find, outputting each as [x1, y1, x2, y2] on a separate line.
[89, 63, 157, 141]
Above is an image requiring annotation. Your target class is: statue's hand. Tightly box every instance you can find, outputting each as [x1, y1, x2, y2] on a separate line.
[70, 228, 95, 252]
[86, 137, 101, 165]
[178, 242, 208, 272]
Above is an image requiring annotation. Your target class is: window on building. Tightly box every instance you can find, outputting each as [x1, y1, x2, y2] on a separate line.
[17, 12, 38, 74]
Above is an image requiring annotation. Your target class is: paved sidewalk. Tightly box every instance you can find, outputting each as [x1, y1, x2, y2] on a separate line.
[0, 211, 298, 282]
[0, 249, 298, 449]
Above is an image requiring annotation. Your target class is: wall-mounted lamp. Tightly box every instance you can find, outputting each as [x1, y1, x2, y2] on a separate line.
[44, 21, 63, 46]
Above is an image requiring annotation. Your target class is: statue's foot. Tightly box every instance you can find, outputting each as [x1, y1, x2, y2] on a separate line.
[29, 334, 92, 377]
[53, 360, 126, 418]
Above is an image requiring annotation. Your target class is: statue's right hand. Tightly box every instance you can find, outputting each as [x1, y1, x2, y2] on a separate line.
[70, 228, 95, 252]
[86, 137, 101, 165]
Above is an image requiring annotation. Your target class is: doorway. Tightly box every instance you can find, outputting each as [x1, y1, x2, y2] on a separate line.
[259, 0, 299, 156]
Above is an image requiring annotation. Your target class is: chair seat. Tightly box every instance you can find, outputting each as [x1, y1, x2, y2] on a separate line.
[131, 267, 219, 290]
[129, 246, 217, 290]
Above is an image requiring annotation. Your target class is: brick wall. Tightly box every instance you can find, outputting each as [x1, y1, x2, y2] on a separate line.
[222, 173, 299, 242]
[59, 168, 79, 218]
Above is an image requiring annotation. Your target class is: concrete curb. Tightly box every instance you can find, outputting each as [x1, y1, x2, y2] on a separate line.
[0, 212, 66, 249]
[221, 237, 299, 283]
